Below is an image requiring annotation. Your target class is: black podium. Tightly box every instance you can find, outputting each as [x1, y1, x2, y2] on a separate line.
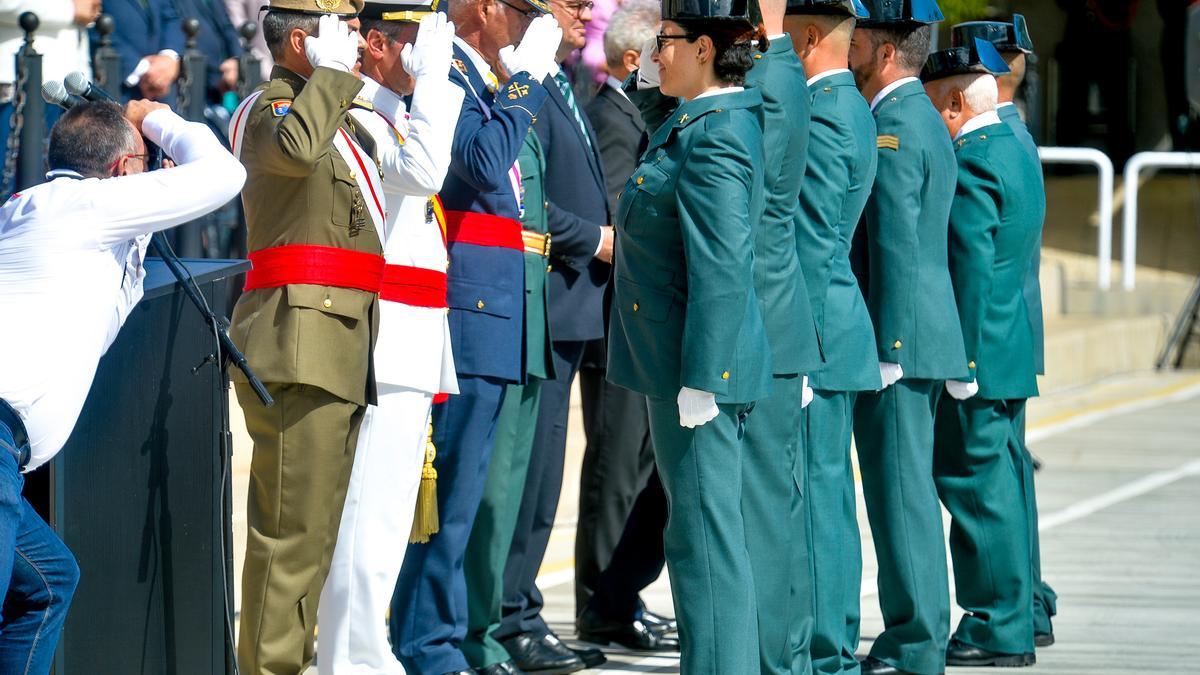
[24, 259, 248, 675]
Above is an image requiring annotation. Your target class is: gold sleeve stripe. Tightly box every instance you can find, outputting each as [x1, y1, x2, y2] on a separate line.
[877, 134, 900, 150]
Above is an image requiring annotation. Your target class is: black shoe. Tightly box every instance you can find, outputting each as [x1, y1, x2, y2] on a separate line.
[1034, 631, 1055, 648]
[859, 656, 925, 675]
[475, 662, 525, 675]
[945, 638, 1036, 667]
[577, 607, 680, 651]
[443, 671, 476, 675]
[539, 632, 607, 668]
[638, 608, 677, 634]
[500, 633, 585, 675]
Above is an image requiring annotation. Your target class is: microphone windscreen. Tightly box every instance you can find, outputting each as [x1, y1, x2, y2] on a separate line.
[64, 71, 90, 97]
[42, 80, 69, 106]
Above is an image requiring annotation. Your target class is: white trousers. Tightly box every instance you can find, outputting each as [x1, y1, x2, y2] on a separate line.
[318, 385, 432, 674]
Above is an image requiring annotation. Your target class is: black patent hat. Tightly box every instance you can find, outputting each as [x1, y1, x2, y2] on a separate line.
[663, 0, 761, 24]
[855, 0, 942, 27]
[920, 37, 1010, 82]
[784, 0, 869, 18]
[951, 14, 1033, 54]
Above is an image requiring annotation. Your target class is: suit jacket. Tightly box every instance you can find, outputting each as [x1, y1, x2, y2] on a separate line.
[585, 82, 647, 213]
[998, 102, 1046, 375]
[171, 0, 242, 102]
[852, 79, 967, 380]
[96, 0, 186, 101]
[744, 36, 822, 377]
[439, 43, 549, 382]
[608, 89, 772, 404]
[948, 121, 1044, 399]
[517, 128, 555, 380]
[229, 66, 381, 406]
[535, 69, 610, 343]
[795, 71, 881, 392]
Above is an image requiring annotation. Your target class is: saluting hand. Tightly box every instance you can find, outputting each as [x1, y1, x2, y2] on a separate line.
[401, 13, 455, 80]
[498, 14, 562, 83]
[635, 37, 659, 90]
[304, 14, 361, 73]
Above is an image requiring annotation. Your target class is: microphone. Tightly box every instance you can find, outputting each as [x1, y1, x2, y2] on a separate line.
[41, 80, 86, 110]
[64, 71, 118, 103]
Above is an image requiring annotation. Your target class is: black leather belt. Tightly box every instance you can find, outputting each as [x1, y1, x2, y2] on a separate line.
[0, 399, 31, 471]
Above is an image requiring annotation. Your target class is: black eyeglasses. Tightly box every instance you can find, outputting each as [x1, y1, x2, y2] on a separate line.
[655, 32, 695, 52]
[561, 0, 594, 16]
[498, 0, 540, 20]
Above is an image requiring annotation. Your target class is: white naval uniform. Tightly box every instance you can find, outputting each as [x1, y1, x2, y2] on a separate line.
[317, 74, 464, 675]
[0, 110, 245, 470]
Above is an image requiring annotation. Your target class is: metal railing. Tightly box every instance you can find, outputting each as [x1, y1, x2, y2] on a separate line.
[1038, 146, 1115, 290]
[1121, 151, 1200, 290]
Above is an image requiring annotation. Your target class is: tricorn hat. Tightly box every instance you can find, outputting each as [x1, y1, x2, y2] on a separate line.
[951, 15, 1033, 54]
[784, 0, 869, 18]
[920, 37, 1010, 82]
[855, 0, 942, 28]
[662, 0, 762, 26]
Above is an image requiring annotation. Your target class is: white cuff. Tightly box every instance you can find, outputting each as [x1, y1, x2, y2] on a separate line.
[158, 49, 180, 60]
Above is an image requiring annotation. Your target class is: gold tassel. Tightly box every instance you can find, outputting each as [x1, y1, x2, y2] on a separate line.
[409, 417, 440, 544]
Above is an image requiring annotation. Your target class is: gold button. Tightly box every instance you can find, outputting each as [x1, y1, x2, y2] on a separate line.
[721, 371, 730, 380]
[824, 87, 832, 92]
[636, 176, 644, 185]
[349, 170, 357, 181]
[547, 264, 552, 272]
[893, 340, 902, 349]
[980, 134, 988, 140]
[340, 98, 348, 108]
[476, 299, 485, 309]
[968, 360, 976, 369]
[633, 302, 639, 312]
[323, 298, 332, 308]
[754, 54, 762, 59]
[543, 201, 549, 209]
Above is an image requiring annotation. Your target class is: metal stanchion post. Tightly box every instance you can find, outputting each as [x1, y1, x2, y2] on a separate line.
[176, 18, 208, 257]
[92, 15, 122, 96]
[237, 22, 263, 99]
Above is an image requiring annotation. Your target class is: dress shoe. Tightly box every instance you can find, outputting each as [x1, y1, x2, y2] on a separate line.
[475, 661, 525, 675]
[443, 671, 475, 675]
[1034, 631, 1055, 648]
[638, 608, 677, 634]
[500, 633, 584, 675]
[945, 638, 1036, 667]
[859, 656, 926, 675]
[539, 632, 607, 668]
[577, 607, 680, 651]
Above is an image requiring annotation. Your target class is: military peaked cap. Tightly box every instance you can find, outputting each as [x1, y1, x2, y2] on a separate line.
[920, 37, 1010, 82]
[262, 0, 364, 16]
[856, 0, 941, 27]
[951, 14, 1033, 54]
[785, 0, 869, 18]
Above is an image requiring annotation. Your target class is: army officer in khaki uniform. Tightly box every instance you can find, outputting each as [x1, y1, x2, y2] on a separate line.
[226, 2, 381, 673]
[607, 0, 772, 672]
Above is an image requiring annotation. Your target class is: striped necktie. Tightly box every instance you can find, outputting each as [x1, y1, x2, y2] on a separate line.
[553, 71, 593, 152]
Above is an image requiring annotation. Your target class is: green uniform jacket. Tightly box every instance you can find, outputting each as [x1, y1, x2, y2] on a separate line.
[796, 70, 880, 392]
[230, 66, 382, 406]
[744, 35, 822, 376]
[948, 122, 1045, 400]
[608, 88, 773, 404]
[997, 102, 1045, 375]
[853, 79, 967, 380]
[517, 128, 554, 380]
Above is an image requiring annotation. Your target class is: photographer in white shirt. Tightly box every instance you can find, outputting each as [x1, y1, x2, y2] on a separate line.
[0, 98, 244, 673]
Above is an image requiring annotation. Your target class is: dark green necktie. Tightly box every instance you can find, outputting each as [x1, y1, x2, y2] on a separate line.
[553, 71, 593, 153]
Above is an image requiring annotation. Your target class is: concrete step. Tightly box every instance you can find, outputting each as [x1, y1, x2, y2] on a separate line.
[1041, 314, 1173, 394]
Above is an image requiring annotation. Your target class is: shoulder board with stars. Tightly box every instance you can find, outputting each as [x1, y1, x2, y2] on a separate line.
[877, 134, 900, 151]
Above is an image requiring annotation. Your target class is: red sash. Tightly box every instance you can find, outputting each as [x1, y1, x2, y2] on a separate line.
[243, 245, 386, 292]
[443, 210, 524, 251]
[380, 265, 448, 308]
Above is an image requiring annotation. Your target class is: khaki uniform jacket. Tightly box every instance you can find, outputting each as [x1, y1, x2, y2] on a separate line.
[230, 66, 383, 406]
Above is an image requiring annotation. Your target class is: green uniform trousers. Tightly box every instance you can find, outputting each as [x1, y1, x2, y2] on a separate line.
[854, 379, 950, 675]
[1016, 409, 1058, 636]
[804, 390, 862, 675]
[463, 381, 543, 668]
[647, 397, 759, 675]
[235, 382, 363, 675]
[934, 396, 1035, 656]
[741, 375, 811, 675]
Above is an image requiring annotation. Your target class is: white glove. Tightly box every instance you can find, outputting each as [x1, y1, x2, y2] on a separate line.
[800, 375, 814, 409]
[677, 386, 719, 429]
[635, 37, 660, 89]
[497, 14, 562, 82]
[878, 361, 904, 390]
[304, 14, 361, 73]
[401, 13, 455, 79]
[945, 379, 979, 401]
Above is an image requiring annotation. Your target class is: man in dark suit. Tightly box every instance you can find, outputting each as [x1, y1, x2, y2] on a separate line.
[494, 0, 614, 670]
[572, 0, 678, 653]
[171, 0, 243, 104]
[96, 0, 186, 101]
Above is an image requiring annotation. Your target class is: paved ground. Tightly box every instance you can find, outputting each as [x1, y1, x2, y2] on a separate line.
[230, 369, 1200, 674]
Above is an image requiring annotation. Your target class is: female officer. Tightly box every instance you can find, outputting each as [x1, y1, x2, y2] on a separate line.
[605, 1, 771, 672]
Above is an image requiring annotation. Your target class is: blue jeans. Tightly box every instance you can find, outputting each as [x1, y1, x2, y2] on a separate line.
[0, 417, 79, 675]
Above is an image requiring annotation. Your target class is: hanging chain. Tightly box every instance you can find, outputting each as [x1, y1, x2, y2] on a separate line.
[176, 55, 191, 121]
[2, 48, 29, 198]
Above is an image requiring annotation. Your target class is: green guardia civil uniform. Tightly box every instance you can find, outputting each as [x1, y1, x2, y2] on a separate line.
[741, 34, 825, 675]
[932, 117, 1045, 657]
[850, 78, 967, 675]
[462, 128, 554, 669]
[608, 88, 773, 675]
[794, 68, 881, 675]
[228, 1, 383, 665]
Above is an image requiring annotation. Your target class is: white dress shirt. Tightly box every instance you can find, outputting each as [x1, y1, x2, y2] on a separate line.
[0, 109, 246, 470]
[807, 67, 851, 88]
[870, 76, 920, 111]
[955, 110, 1002, 141]
[350, 75, 463, 395]
[0, 1, 91, 91]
